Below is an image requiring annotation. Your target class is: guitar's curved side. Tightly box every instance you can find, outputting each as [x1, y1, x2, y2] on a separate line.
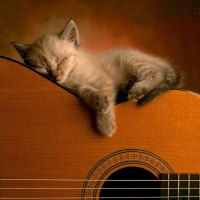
[0, 57, 200, 199]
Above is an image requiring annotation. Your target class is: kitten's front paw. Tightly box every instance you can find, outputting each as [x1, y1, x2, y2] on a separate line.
[96, 95, 110, 112]
[128, 85, 147, 102]
[84, 91, 109, 113]
[96, 112, 116, 137]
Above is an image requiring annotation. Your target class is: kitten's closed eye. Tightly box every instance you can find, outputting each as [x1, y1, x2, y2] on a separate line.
[58, 57, 67, 65]
[35, 64, 46, 69]
[57, 57, 68, 70]
[34, 66, 49, 75]
[57, 61, 63, 70]
[26, 61, 49, 75]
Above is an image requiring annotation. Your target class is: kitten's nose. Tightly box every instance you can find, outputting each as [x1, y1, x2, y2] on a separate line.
[50, 70, 58, 79]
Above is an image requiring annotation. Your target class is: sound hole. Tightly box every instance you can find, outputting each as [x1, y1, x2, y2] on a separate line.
[100, 167, 161, 199]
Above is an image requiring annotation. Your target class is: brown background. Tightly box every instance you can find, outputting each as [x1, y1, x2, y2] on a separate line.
[0, 0, 200, 92]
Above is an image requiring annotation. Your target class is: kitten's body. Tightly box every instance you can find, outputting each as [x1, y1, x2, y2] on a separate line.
[12, 20, 182, 137]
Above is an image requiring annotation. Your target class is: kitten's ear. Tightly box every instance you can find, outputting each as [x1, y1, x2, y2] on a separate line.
[11, 42, 30, 59]
[60, 20, 80, 47]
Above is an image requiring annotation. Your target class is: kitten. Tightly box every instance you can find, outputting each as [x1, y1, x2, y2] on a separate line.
[12, 20, 182, 137]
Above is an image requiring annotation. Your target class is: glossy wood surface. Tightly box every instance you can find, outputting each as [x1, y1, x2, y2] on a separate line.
[0, 57, 200, 199]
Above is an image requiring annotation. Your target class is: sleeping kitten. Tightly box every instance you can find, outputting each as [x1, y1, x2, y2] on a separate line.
[12, 20, 182, 137]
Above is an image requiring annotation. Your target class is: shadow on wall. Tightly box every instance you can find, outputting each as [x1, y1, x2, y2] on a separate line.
[0, 0, 200, 92]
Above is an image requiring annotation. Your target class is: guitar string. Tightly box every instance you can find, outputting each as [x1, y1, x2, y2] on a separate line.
[0, 197, 200, 199]
[0, 187, 199, 191]
[199, 177, 200, 200]
[0, 187, 200, 189]
[2, 178, 199, 189]
[1, 178, 199, 189]
[0, 179, 200, 181]
[188, 174, 190, 200]
[167, 174, 169, 200]
[177, 174, 180, 200]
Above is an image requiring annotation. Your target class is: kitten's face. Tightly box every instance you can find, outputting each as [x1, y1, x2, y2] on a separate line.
[12, 20, 80, 83]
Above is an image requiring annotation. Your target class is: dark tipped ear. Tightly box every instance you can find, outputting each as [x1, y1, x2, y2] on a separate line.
[60, 19, 80, 47]
[11, 42, 30, 59]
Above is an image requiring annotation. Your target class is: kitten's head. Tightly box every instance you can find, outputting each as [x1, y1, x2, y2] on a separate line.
[12, 20, 80, 82]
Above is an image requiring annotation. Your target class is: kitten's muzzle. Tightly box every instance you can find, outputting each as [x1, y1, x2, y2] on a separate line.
[50, 70, 63, 82]
[49, 70, 58, 80]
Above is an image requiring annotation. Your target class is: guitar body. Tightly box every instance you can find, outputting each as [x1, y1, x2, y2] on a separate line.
[0, 57, 200, 199]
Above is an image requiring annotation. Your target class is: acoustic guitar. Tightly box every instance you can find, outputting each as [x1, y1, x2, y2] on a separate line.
[0, 56, 200, 199]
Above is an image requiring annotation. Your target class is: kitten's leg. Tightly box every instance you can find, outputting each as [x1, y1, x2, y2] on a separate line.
[79, 87, 110, 113]
[59, 80, 116, 136]
[81, 88, 116, 137]
[128, 67, 164, 102]
[59, 80, 110, 112]
[96, 108, 116, 137]
[95, 84, 116, 137]
[79, 86, 116, 136]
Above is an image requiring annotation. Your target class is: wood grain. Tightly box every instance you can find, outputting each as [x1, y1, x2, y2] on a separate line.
[0, 57, 200, 199]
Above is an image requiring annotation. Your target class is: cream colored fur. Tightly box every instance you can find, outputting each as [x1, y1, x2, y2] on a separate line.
[12, 20, 182, 137]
